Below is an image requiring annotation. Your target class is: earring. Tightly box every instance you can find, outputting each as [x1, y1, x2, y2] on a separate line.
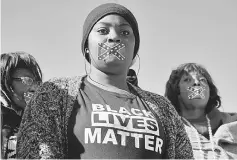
[85, 48, 90, 53]
[84, 54, 91, 75]
[216, 100, 220, 107]
[84, 48, 91, 63]
[130, 58, 136, 67]
[129, 54, 140, 77]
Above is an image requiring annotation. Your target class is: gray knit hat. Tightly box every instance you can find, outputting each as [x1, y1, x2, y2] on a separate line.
[81, 3, 140, 62]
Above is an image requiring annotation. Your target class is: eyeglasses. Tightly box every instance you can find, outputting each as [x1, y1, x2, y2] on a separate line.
[12, 77, 40, 86]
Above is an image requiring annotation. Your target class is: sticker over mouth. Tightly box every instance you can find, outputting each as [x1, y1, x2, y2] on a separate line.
[98, 43, 125, 61]
[187, 86, 205, 99]
[24, 92, 34, 104]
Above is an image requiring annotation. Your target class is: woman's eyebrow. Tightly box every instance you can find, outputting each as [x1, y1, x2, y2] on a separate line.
[119, 23, 130, 27]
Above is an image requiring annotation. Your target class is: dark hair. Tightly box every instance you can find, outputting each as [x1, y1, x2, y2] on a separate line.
[165, 63, 221, 114]
[1, 51, 43, 102]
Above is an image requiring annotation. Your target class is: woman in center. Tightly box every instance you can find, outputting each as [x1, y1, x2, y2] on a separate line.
[17, 3, 193, 159]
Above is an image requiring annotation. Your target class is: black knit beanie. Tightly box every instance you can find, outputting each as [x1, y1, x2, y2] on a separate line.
[81, 3, 140, 62]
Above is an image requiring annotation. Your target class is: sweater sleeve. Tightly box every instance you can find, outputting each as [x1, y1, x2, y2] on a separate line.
[161, 97, 194, 159]
[145, 91, 194, 159]
[173, 109, 194, 159]
[16, 80, 68, 159]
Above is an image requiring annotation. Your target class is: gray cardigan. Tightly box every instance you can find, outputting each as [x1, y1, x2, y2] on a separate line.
[16, 76, 193, 159]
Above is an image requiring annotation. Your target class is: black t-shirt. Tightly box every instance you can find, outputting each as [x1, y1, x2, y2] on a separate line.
[68, 78, 166, 159]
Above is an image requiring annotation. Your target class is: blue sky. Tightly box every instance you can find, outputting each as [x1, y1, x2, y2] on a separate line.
[2, 0, 237, 112]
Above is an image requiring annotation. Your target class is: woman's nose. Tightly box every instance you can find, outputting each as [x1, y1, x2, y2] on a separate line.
[108, 39, 121, 43]
[193, 78, 201, 86]
[108, 30, 121, 43]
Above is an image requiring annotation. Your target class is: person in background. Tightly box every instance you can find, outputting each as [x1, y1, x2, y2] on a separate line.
[127, 69, 138, 86]
[165, 63, 237, 159]
[1, 51, 43, 159]
[16, 3, 193, 159]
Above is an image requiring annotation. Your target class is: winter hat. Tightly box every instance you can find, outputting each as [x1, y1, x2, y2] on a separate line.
[81, 3, 140, 62]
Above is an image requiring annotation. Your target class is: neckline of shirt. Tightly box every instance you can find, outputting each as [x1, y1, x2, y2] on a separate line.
[86, 76, 137, 99]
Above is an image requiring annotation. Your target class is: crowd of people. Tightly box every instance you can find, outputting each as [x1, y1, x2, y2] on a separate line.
[1, 2, 236, 159]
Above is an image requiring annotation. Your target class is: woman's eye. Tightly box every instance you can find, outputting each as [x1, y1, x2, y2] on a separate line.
[200, 78, 207, 83]
[183, 78, 191, 82]
[121, 30, 130, 36]
[97, 28, 108, 34]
